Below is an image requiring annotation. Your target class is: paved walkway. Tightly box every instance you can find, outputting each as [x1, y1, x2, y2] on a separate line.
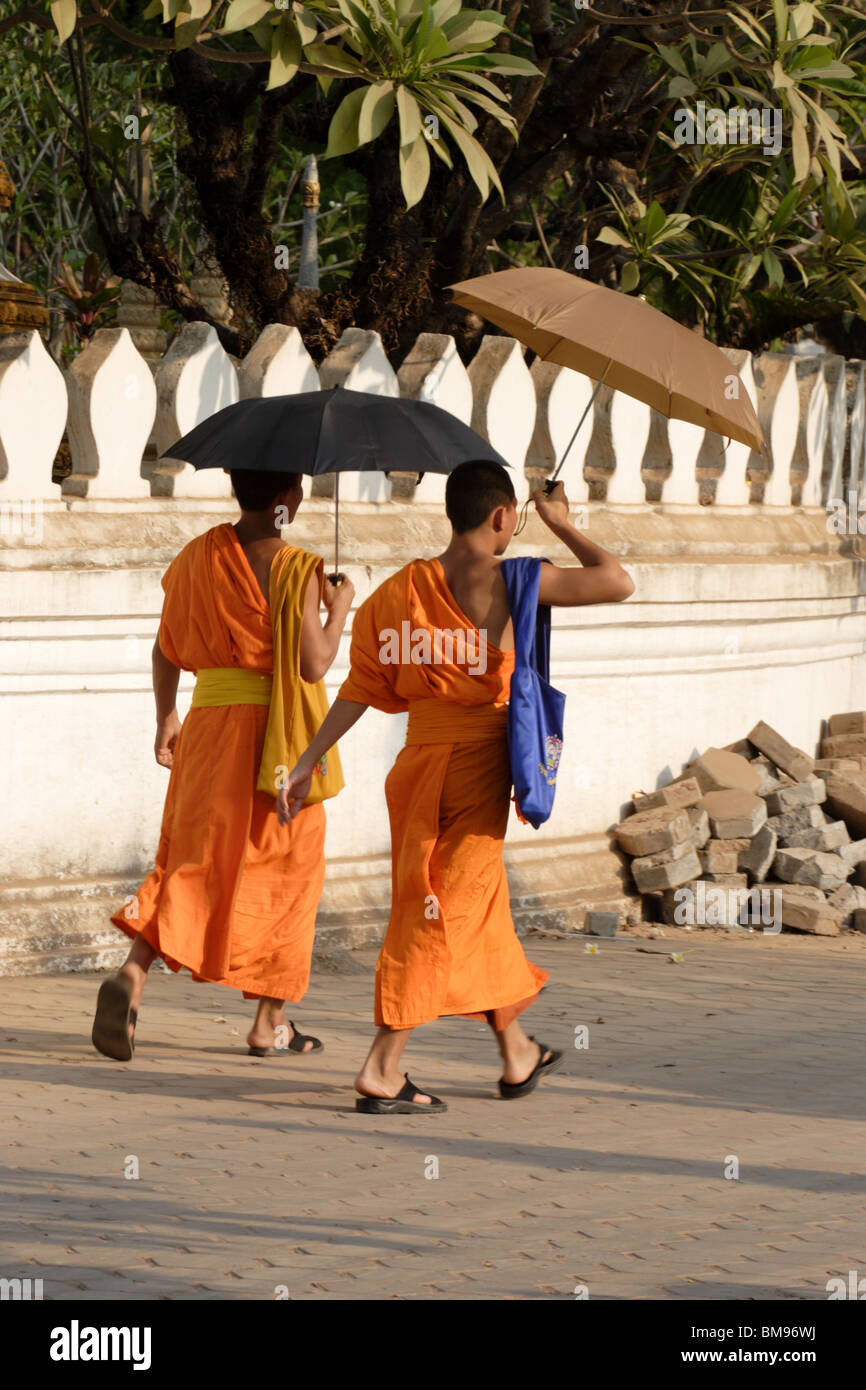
[2, 930, 865, 1300]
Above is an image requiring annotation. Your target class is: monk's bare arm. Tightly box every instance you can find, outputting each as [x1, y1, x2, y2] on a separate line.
[299, 574, 355, 682]
[533, 483, 634, 606]
[152, 637, 182, 768]
[276, 698, 368, 823]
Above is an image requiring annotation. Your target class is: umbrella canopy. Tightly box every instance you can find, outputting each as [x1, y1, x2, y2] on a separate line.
[160, 386, 508, 476]
[449, 267, 764, 454]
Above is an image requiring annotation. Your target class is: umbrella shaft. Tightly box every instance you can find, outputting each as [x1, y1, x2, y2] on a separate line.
[550, 358, 611, 487]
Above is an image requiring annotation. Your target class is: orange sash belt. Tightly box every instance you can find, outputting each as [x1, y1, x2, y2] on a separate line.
[406, 698, 508, 746]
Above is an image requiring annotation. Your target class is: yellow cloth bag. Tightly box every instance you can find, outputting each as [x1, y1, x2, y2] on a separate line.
[256, 546, 345, 804]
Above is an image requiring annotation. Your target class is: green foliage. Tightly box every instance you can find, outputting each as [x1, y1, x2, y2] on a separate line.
[15, 0, 866, 352]
[584, 0, 866, 341]
[44, 0, 537, 208]
[0, 25, 367, 309]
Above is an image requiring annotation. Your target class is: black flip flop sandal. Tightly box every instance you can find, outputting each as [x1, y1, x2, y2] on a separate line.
[92, 977, 137, 1062]
[498, 1039, 563, 1100]
[355, 1075, 447, 1114]
[248, 1019, 324, 1057]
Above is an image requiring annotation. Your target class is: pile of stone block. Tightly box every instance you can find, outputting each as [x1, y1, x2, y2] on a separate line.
[613, 718, 866, 936]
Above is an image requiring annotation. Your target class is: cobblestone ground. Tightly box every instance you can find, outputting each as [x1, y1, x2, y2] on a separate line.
[2, 931, 865, 1301]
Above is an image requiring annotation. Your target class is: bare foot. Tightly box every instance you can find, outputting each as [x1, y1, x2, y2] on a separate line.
[354, 1069, 433, 1104]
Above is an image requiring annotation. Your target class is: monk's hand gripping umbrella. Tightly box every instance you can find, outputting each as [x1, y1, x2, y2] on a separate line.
[159, 387, 510, 583]
[514, 357, 612, 537]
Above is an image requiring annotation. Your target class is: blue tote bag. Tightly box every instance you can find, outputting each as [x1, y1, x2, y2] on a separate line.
[501, 556, 566, 829]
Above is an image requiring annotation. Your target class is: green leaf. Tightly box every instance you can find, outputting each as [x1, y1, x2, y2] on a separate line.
[651, 252, 678, 279]
[702, 42, 731, 78]
[399, 133, 431, 208]
[357, 80, 395, 143]
[769, 186, 800, 231]
[439, 81, 514, 130]
[422, 28, 451, 62]
[656, 43, 689, 77]
[763, 247, 784, 287]
[792, 61, 854, 81]
[142, 0, 163, 18]
[440, 69, 512, 102]
[667, 75, 696, 99]
[443, 16, 504, 50]
[174, 14, 204, 47]
[344, 0, 388, 54]
[437, 87, 477, 133]
[438, 108, 503, 201]
[430, 0, 462, 26]
[620, 261, 640, 293]
[324, 85, 367, 157]
[787, 86, 808, 122]
[415, 4, 434, 56]
[174, 0, 210, 48]
[305, 42, 364, 74]
[293, 4, 320, 45]
[596, 226, 631, 248]
[772, 0, 789, 43]
[785, 252, 809, 288]
[772, 59, 793, 90]
[789, 2, 817, 40]
[50, 0, 77, 43]
[221, 0, 272, 34]
[425, 129, 453, 168]
[792, 115, 810, 182]
[333, 0, 361, 24]
[250, 15, 275, 49]
[740, 253, 763, 288]
[447, 52, 540, 77]
[267, 18, 303, 90]
[662, 213, 692, 236]
[396, 85, 423, 145]
[727, 9, 770, 46]
[644, 200, 666, 241]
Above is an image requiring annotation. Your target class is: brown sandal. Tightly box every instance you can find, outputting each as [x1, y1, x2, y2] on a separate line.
[92, 976, 137, 1062]
[498, 1039, 563, 1099]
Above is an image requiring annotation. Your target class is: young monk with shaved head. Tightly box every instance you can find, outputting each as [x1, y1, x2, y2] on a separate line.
[278, 461, 634, 1113]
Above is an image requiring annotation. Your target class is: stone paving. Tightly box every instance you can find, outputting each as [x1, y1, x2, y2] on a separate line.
[2, 930, 865, 1301]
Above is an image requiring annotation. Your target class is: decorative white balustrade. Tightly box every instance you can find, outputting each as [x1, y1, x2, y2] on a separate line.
[0, 315, 864, 511]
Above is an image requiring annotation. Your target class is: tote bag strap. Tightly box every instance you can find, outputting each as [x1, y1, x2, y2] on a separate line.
[501, 556, 550, 680]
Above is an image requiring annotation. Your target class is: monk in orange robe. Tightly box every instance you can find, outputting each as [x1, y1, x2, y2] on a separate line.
[278, 461, 634, 1112]
[92, 468, 354, 1062]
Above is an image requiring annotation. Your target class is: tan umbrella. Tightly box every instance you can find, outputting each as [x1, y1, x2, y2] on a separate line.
[449, 268, 764, 487]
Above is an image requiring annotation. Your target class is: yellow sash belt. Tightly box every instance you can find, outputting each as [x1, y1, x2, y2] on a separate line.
[191, 667, 273, 708]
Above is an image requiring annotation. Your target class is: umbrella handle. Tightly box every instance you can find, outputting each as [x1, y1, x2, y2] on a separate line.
[544, 358, 612, 495]
[328, 573, 346, 586]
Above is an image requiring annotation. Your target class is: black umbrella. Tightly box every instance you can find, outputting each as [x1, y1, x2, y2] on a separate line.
[161, 387, 509, 579]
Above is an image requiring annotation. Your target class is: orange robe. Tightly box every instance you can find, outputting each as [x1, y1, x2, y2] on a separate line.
[110, 523, 326, 1001]
[339, 557, 548, 1029]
